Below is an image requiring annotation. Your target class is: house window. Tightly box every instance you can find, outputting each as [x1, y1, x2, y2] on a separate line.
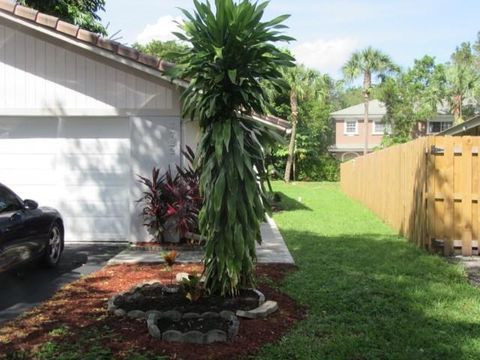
[373, 121, 384, 135]
[344, 120, 358, 135]
[428, 121, 452, 134]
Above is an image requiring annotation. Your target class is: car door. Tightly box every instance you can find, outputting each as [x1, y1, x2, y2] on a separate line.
[0, 186, 30, 272]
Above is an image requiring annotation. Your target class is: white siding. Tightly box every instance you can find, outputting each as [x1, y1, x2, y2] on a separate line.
[0, 18, 188, 243]
[0, 117, 131, 242]
[129, 116, 181, 242]
[0, 19, 180, 115]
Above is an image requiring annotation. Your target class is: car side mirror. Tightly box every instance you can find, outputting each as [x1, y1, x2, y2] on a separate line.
[23, 199, 38, 210]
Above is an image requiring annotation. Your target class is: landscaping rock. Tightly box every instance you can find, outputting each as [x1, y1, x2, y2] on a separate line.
[236, 300, 278, 319]
[228, 316, 240, 339]
[146, 310, 162, 321]
[148, 324, 161, 339]
[206, 329, 227, 343]
[130, 292, 145, 302]
[176, 272, 189, 283]
[252, 288, 266, 305]
[127, 310, 146, 320]
[162, 330, 183, 342]
[107, 299, 116, 312]
[114, 309, 126, 317]
[182, 312, 200, 319]
[201, 311, 220, 318]
[219, 310, 235, 321]
[182, 330, 205, 344]
[160, 310, 182, 322]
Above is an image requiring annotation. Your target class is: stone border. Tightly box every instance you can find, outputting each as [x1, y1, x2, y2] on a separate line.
[147, 310, 239, 344]
[107, 281, 267, 343]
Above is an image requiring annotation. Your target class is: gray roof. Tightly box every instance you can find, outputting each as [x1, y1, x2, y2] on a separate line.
[331, 100, 386, 117]
[438, 115, 480, 136]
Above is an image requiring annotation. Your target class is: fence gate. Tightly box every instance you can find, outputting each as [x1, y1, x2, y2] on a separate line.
[340, 136, 480, 256]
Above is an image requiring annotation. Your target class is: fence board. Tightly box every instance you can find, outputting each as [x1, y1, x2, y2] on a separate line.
[341, 135, 480, 255]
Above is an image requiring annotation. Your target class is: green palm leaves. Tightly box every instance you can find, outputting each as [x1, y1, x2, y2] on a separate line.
[171, 0, 294, 296]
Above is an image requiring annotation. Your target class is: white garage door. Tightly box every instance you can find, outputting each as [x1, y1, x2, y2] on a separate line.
[0, 117, 130, 242]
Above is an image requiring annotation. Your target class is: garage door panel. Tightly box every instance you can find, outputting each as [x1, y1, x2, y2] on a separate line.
[58, 138, 130, 155]
[57, 185, 129, 203]
[59, 200, 128, 218]
[60, 117, 129, 138]
[2, 169, 57, 186]
[66, 217, 128, 241]
[0, 116, 130, 242]
[58, 171, 128, 186]
[0, 139, 58, 153]
[0, 154, 56, 170]
[0, 117, 59, 138]
[61, 154, 129, 173]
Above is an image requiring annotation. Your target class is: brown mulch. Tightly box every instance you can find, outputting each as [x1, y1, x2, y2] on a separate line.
[0, 263, 305, 360]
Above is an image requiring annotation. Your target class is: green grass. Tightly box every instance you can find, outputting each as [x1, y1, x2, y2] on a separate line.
[257, 182, 480, 360]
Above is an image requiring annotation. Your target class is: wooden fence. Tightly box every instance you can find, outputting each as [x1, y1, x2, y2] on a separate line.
[340, 136, 480, 256]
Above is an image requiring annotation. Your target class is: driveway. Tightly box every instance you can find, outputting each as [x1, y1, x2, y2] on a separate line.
[0, 243, 125, 325]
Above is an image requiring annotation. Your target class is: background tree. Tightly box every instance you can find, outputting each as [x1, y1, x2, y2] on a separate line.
[380, 55, 446, 144]
[132, 40, 189, 63]
[267, 66, 339, 181]
[170, 0, 294, 296]
[17, 0, 107, 35]
[342, 47, 397, 154]
[446, 42, 479, 123]
[282, 65, 321, 183]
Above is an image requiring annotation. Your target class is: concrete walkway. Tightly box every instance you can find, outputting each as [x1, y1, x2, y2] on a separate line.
[107, 216, 294, 265]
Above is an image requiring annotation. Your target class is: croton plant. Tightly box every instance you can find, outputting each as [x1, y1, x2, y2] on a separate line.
[137, 146, 202, 243]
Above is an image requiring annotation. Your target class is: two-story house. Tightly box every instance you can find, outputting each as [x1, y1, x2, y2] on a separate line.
[329, 100, 454, 161]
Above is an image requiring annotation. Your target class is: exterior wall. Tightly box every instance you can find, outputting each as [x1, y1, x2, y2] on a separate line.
[0, 18, 181, 116]
[0, 18, 187, 243]
[129, 116, 181, 243]
[335, 119, 383, 148]
[181, 119, 201, 163]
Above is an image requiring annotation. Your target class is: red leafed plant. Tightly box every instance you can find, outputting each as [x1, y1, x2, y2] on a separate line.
[137, 167, 166, 242]
[137, 146, 202, 243]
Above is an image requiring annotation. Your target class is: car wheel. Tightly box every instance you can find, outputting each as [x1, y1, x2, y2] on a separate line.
[43, 223, 64, 267]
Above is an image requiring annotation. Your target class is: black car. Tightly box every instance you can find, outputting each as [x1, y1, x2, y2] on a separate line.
[0, 183, 64, 272]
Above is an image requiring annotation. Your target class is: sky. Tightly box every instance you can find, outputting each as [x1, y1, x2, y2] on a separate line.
[101, 0, 480, 79]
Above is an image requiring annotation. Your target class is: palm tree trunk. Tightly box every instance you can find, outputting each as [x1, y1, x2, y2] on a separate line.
[284, 91, 298, 183]
[453, 94, 462, 124]
[363, 71, 371, 155]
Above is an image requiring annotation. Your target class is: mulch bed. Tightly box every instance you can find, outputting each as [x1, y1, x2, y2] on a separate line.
[117, 287, 260, 313]
[0, 263, 305, 360]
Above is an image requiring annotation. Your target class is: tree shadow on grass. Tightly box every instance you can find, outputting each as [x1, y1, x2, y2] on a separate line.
[271, 191, 312, 212]
[268, 229, 480, 360]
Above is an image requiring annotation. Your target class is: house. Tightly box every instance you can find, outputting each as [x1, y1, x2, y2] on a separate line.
[329, 99, 454, 161]
[0, 1, 288, 243]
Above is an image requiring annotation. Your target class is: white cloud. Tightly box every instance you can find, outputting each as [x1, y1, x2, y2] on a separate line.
[292, 37, 360, 76]
[135, 15, 183, 44]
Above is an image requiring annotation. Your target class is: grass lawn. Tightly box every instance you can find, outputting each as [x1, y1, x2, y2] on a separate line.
[258, 182, 480, 360]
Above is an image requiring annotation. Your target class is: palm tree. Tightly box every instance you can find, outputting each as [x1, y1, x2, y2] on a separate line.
[446, 44, 479, 124]
[283, 65, 319, 183]
[343, 47, 397, 155]
[282, 68, 335, 182]
[170, 0, 294, 296]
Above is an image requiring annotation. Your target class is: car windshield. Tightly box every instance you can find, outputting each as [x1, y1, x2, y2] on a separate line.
[0, 187, 22, 214]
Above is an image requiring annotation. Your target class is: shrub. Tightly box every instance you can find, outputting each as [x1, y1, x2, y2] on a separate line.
[138, 146, 202, 242]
